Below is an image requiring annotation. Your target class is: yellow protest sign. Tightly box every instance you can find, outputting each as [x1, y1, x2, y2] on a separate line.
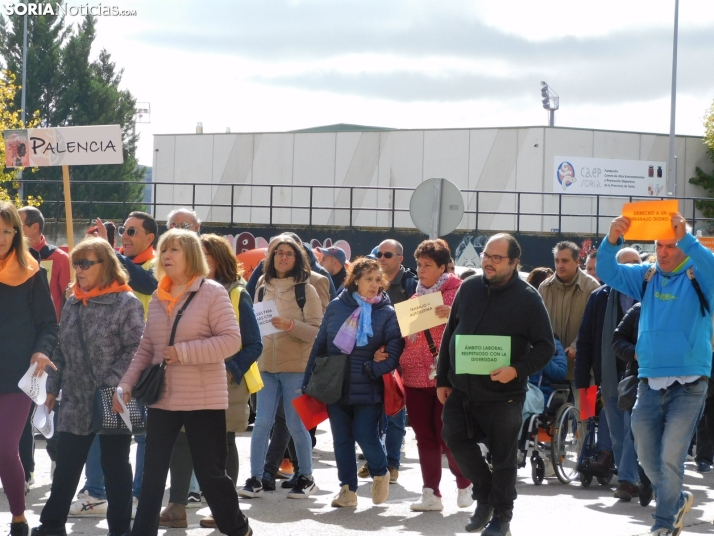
[622, 200, 678, 241]
[394, 292, 447, 337]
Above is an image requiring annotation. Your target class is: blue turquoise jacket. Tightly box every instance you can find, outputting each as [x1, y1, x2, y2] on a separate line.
[598, 233, 714, 378]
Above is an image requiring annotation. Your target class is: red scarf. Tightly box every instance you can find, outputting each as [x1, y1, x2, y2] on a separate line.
[73, 280, 133, 306]
[119, 246, 155, 265]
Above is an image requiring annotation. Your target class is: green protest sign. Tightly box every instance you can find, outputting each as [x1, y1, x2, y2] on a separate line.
[455, 335, 511, 375]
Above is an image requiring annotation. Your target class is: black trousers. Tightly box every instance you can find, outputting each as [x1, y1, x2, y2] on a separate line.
[441, 389, 523, 522]
[40, 432, 132, 534]
[132, 408, 247, 536]
[168, 430, 238, 504]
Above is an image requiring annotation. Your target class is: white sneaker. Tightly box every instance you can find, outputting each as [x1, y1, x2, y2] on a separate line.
[131, 496, 138, 519]
[410, 488, 444, 511]
[673, 490, 694, 535]
[68, 491, 108, 517]
[457, 484, 474, 508]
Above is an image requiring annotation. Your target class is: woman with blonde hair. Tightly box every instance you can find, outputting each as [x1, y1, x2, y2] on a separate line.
[115, 229, 250, 536]
[240, 235, 323, 500]
[32, 237, 144, 536]
[0, 202, 57, 536]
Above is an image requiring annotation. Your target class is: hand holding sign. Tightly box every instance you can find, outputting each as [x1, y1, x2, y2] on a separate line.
[394, 293, 447, 337]
[620, 200, 679, 241]
[253, 300, 281, 337]
[18, 363, 48, 405]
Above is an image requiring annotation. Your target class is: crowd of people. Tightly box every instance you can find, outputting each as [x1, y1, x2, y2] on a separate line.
[1, 199, 713, 536]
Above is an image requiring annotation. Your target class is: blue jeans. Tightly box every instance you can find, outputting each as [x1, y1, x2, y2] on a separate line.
[597, 407, 612, 453]
[632, 379, 706, 531]
[328, 403, 387, 491]
[250, 372, 313, 478]
[603, 396, 638, 485]
[84, 434, 146, 500]
[382, 407, 406, 469]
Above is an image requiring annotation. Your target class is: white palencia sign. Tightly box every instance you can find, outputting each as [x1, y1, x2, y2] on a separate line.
[553, 156, 667, 197]
[4, 125, 124, 167]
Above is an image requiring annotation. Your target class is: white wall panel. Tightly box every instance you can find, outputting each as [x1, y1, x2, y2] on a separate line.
[252, 134, 294, 224]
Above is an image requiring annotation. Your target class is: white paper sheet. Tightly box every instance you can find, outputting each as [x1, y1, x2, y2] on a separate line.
[33, 403, 55, 439]
[253, 300, 281, 337]
[18, 362, 47, 405]
[116, 387, 133, 432]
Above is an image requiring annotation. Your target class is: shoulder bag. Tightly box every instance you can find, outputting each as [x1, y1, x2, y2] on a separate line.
[75, 308, 147, 435]
[383, 369, 406, 416]
[617, 375, 638, 411]
[133, 284, 200, 406]
[305, 354, 348, 404]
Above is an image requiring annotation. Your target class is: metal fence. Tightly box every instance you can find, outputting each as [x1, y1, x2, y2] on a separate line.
[14, 179, 714, 234]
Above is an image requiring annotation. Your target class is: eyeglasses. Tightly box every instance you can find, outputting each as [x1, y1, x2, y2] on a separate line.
[480, 253, 508, 264]
[72, 259, 103, 270]
[274, 250, 295, 258]
[169, 222, 194, 230]
[376, 251, 398, 259]
[0, 229, 17, 237]
[118, 226, 141, 237]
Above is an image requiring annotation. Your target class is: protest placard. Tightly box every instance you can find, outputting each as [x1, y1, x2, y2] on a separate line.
[253, 300, 281, 337]
[454, 335, 511, 375]
[393, 292, 446, 338]
[622, 200, 678, 241]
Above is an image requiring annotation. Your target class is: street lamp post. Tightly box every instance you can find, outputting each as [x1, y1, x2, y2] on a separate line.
[18, 3, 28, 201]
[667, 0, 680, 196]
[540, 81, 559, 127]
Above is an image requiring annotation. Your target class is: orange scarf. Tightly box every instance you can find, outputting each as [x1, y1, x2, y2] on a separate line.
[0, 250, 39, 287]
[157, 275, 198, 316]
[119, 246, 155, 265]
[73, 280, 133, 306]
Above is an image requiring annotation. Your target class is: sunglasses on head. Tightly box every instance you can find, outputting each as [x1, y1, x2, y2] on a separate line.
[118, 226, 140, 237]
[376, 251, 397, 259]
[72, 259, 103, 270]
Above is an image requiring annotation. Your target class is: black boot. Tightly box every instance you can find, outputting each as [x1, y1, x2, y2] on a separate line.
[9, 522, 28, 536]
[465, 501, 494, 533]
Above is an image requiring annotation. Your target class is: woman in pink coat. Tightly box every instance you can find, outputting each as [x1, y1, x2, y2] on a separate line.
[114, 229, 251, 536]
[399, 239, 472, 512]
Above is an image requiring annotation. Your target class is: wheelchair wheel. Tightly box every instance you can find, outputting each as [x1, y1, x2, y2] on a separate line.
[551, 404, 580, 484]
[531, 455, 545, 485]
[579, 472, 593, 487]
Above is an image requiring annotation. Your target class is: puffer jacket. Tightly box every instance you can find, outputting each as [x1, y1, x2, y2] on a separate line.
[47, 291, 145, 435]
[303, 290, 404, 405]
[119, 277, 241, 411]
[399, 274, 461, 388]
[255, 276, 323, 373]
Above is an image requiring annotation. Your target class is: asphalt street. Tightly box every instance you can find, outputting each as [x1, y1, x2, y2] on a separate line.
[3, 422, 714, 536]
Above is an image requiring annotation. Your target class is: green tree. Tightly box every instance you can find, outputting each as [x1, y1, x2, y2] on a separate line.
[1, 11, 145, 220]
[689, 99, 714, 222]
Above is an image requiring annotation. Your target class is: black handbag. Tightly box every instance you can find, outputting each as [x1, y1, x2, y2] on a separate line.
[75, 308, 147, 435]
[617, 375, 639, 411]
[133, 285, 200, 406]
[305, 354, 348, 404]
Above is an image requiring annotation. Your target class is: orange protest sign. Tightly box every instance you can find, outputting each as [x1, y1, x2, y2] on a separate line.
[700, 237, 714, 253]
[622, 200, 678, 241]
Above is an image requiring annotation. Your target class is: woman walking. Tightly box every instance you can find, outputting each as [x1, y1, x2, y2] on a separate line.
[159, 234, 263, 529]
[115, 229, 250, 536]
[0, 202, 58, 536]
[239, 235, 323, 500]
[303, 257, 403, 508]
[398, 239, 472, 511]
[32, 238, 144, 536]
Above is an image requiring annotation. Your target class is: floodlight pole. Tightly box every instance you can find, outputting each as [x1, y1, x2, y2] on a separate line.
[667, 0, 679, 196]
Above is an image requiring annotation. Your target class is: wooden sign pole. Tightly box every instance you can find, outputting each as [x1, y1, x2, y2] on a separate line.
[62, 165, 75, 277]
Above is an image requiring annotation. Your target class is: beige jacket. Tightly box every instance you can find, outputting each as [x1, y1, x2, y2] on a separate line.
[538, 269, 600, 379]
[120, 277, 241, 411]
[255, 276, 323, 374]
[309, 271, 332, 312]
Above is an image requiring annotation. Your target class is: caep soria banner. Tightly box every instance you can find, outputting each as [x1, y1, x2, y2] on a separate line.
[553, 156, 667, 197]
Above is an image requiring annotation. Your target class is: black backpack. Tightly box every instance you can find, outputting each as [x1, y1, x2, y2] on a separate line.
[257, 282, 307, 311]
[642, 265, 710, 316]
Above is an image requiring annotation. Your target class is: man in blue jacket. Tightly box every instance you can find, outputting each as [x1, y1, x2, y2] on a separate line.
[599, 212, 714, 536]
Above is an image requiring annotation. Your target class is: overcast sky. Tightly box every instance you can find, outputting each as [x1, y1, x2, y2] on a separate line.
[4, 0, 714, 166]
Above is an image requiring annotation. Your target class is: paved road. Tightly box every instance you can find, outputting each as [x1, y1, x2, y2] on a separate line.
[3, 423, 714, 535]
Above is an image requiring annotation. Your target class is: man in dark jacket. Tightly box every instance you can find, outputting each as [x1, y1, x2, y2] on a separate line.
[575, 247, 641, 500]
[437, 233, 554, 536]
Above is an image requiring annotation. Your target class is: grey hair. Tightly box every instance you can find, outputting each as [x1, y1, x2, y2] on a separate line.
[18, 206, 45, 233]
[167, 207, 200, 225]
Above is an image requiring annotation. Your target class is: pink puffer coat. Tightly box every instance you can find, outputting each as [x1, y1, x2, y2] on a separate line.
[119, 277, 241, 411]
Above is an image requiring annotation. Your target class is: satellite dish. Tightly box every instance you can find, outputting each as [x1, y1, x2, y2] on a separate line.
[410, 178, 464, 238]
